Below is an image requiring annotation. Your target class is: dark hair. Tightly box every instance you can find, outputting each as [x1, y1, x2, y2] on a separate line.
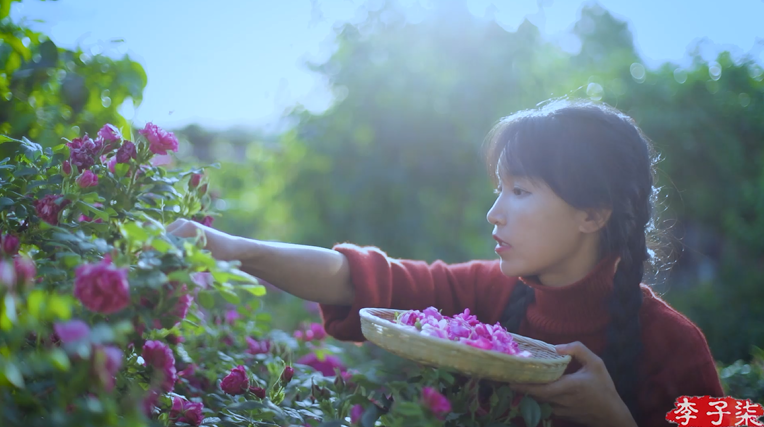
[484, 98, 663, 423]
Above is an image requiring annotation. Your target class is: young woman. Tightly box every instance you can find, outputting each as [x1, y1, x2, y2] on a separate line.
[167, 99, 724, 427]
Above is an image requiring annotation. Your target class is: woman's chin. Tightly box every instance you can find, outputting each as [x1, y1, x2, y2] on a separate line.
[498, 258, 534, 278]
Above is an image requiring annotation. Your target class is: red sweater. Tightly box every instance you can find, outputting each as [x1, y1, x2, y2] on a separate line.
[319, 243, 725, 427]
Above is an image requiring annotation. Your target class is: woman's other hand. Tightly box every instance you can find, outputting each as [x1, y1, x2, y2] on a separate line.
[509, 341, 638, 427]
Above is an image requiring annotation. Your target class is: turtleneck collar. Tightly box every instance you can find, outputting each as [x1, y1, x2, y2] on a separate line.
[518, 254, 620, 335]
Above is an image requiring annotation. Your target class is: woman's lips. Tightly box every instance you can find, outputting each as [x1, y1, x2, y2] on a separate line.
[493, 234, 512, 253]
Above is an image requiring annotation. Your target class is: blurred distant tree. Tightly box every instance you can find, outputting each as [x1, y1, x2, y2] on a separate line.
[277, 1, 573, 262]
[0, 0, 146, 148]
[272, 0, 764, 362]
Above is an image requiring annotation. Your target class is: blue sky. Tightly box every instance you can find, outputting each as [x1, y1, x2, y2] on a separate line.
[11, 0, 764, 131]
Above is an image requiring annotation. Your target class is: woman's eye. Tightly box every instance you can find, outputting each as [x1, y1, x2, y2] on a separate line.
[512, 187, 527, 196]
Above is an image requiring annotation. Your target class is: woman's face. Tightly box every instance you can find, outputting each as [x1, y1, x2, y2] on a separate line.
[486, 169, 596, 283]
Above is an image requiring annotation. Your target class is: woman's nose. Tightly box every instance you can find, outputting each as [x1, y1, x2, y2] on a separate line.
[486, 201, 504, 226]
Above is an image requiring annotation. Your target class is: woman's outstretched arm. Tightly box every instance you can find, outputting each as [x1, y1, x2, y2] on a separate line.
[166, 219, 355, 306]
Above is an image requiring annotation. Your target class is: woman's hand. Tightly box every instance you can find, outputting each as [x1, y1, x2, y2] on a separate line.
[166, 218, 254, 262]
[509, 341, 638, 427]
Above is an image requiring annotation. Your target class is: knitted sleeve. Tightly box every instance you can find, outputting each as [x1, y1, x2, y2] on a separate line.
[318, 242, 517, 342]
[637, 304, 725, 427]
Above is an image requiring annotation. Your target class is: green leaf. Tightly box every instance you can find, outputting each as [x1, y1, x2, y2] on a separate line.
[151, 237, 173, 253]
[19, 137, 43, 160]
[2, 361, 24, 388]
[2, 293, 17, 328]
[393, 401, 422, 416]
[198, 290, 215, 309]
[0, 197, 13, 208]
[167, 270, 192, 283]
[255, 312, 272, 322]
[219, 288, 240, 304]
[114, 163, 129, 178]
[49, 349, 71, 371]
[226, 267, 260, 284]
[121, 222, 149, 241]
[77, 201, 109, 221]
[540, 402, 553, 419]
[360, 404, 381, 427]
[520, 396, 542, 427]
[27, 290, 45, 319]
[240, 284, 266, 297]
[439, 370, 455, 385]
[225, 401, 267, 411]
[13, 166, 38, 177]
[316, 422, 343, 427]
[47, 294, 72, 320]
[56, 252, 82, 269]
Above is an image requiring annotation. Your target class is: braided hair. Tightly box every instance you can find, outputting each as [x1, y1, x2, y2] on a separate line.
[483, 98, 662, 423]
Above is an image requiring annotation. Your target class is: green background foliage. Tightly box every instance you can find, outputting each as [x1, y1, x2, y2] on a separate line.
[179, 1, 764, 365]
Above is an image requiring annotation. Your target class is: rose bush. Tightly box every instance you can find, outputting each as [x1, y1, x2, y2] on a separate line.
[0, 124, 551, 427]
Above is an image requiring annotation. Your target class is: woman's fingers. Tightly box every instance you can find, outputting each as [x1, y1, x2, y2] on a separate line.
[166, 219, 203, 238]
[166, 219, 187, 233]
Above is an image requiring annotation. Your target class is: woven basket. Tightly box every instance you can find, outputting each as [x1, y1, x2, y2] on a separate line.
[359, 308, 571, 384]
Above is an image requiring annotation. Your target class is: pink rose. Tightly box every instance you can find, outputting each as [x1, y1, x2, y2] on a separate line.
[141, 340, 177, 392]
[73, 257, 130, 314]
[304, 301, 320, 314]
[281, 366, 294, 383]
[220, 365, 249, 395]
[2, 234, 20, 255]
[399, 310, 423, 326]
[189, 173, 202, 188]
[34, 194, 70, 225]
[13, 254, 36, 289]
[423, 306, 443, 321]
[67, 134, 102, 169]
[142, 390, 160, 417]
[116, 140, 137, 163]
[0, 259, 16, 289]
[190, 272, 213, 290]
[172, 283, 193, 322]
[294, 323, 327, 341]
[166, 334, 184, 345]
[93, 345, 123, 391]
[249, 386, 266, 399]
[421, 387, 451, 420]
[76, 170, 99, 188]
[169, 397, 204, 426]
[97, 123, 122, 143]
[77, 214, 103, 224]
[245, 337, 271, 355]
[62, 160, 72, 175]
[153, 282, 193, 329]
[296, 353, 346, 377]
[225, 309, 241, 325]
[193, 216, 214, 227]
[150, 154, 173, 166]
[350, 404, 364, 424]
[53, 319, 90, 343]
[139, 122, 178, 155]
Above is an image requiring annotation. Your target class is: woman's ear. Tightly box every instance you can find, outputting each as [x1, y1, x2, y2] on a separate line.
[577, 207, 612, 234]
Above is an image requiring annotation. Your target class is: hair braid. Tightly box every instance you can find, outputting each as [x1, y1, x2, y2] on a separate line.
[600, 188, 653, 422]
[499, 281, 536, 333]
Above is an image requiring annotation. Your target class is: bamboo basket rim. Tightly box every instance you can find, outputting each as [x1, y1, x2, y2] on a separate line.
[360, 307, 572, 368]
